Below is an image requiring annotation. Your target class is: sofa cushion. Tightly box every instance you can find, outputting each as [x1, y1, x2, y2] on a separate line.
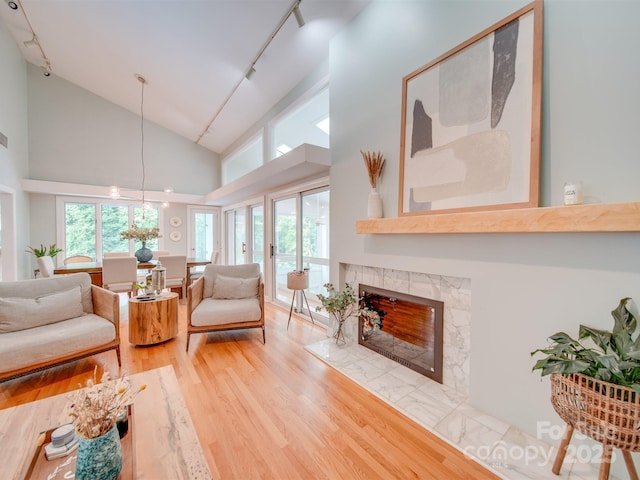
[0, 314, 116, 374]
[0, 286, 84, 333]
[203, 263, 261, 299]
[212, 275, 259, 300]
[0, 273, 94, 314]
[190, 298, 261, 327]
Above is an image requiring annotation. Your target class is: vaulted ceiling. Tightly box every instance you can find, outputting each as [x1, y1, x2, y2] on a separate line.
[0, 0, 369, 154]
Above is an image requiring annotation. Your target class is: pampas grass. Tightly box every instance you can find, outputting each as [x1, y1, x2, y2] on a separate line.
[360, 150, 385, 189]
[68, 367, 146, 439]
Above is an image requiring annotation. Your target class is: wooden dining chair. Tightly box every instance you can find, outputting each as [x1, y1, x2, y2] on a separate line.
[64, 255, 93, 265]
[189, 251, 218, 285]
[158, 255, 187, 298]
[102, 257, 137, 297]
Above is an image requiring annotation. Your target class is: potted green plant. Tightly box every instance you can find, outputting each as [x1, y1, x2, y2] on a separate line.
[531, 297, 640, 478]
[26, 243, 63, 257]
[316, 283, 359, 344]
[531, 297, 640, 390]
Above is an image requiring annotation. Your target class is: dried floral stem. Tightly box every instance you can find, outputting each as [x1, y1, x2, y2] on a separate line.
[360, 150, 385, 189]
[68, 367, 146, 439]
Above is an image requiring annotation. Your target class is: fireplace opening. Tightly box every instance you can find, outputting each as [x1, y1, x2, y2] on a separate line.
[358, 284, 444, 383]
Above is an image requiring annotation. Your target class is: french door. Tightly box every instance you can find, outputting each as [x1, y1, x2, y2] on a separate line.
[188, 207, 218, 262]
[224, 202, 264, 272]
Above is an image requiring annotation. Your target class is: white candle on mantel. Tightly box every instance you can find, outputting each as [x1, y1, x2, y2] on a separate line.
[563, 181, 583, 205]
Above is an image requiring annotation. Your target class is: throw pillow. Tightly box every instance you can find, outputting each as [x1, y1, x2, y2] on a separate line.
[0, 286, 84, 333]
[212, 275, 259, 300]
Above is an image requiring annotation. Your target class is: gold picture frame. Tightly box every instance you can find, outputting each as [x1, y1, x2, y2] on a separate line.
[399, 1, 543, 216]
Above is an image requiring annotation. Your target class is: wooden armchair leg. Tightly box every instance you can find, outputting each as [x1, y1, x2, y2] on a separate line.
[115, 346, 122, 367]
[622, 451, 639, 480]
[552, 424, 574, 475]
[186, 332, 191, 352]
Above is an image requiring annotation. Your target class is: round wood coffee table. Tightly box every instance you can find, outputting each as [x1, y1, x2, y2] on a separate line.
[129, 292, 179, 345]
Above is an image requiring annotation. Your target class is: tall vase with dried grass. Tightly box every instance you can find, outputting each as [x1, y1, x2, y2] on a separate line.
[68, 368, 146, 480]
[361, 150, 385, 218]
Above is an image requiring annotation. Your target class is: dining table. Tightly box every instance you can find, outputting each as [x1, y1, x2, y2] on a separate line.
[53, 258, 211, 287]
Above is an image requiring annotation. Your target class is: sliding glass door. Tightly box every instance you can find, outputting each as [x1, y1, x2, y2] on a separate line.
[301, 189, 330, 313]
[273, 196, 297, 305]
[272, 187, 329, 320]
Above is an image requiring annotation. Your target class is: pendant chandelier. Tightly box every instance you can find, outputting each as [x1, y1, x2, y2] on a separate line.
[136, 74, 148, 214]
[108, 75, 171, 209]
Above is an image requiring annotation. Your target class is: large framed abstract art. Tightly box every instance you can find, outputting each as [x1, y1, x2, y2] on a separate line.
[399, 1, 543, 216]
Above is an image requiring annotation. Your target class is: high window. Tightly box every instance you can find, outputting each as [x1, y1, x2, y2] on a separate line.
[270, 86, 329, 160]
[222, 136, 263, 184]
[56, 197, 161, 260]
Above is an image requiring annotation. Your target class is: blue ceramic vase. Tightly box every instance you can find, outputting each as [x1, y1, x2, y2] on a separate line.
[135, 242, 153, 262]
[75, 424, 122, 480]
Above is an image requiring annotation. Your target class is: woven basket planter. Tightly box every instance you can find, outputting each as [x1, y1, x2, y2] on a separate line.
[550, 373, 640, 480]
[551, 373, 640, 450]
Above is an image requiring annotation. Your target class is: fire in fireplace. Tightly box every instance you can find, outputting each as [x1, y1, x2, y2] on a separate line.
[358, 284, 444, 383]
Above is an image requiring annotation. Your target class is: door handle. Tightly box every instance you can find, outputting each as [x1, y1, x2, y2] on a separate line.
[242, 242, 246, 254]
[270, 244, 275, 258]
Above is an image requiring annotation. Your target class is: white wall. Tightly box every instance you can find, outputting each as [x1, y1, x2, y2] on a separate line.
[0, 20, 30, 279]
[27, 63, 219, 194]
[20, 63, 222, 275]
[329, 0, 640, 473]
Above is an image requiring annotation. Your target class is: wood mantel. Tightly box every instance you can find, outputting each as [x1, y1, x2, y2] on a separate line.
[356, 202, 640, 234]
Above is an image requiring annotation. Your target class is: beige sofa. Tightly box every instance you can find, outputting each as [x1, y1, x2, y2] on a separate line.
[0, 273, 121, 382]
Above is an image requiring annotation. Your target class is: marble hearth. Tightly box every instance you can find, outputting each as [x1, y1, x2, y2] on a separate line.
[304, 264, 609, 480]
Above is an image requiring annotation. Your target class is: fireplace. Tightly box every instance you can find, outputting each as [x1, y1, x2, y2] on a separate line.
[358, 284, 444, 383]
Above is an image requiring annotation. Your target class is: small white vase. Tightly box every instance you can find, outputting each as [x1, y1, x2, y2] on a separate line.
[367, 188, 383, 219]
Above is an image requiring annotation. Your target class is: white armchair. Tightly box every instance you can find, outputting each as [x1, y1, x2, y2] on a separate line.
[186, 263, 264, 351]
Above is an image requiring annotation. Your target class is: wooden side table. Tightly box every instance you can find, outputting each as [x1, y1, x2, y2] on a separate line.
[129, 293, 178, 345]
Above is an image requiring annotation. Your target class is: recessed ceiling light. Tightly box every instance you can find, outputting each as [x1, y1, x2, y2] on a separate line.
[7, 1, 18, 10]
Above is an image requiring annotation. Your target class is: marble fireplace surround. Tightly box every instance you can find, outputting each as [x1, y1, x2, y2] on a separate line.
[304, 263, 606, 479]
[342, 263, 471, 398]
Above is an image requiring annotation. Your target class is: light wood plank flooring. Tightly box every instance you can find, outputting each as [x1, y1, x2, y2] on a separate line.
[0, 298, 499, 480]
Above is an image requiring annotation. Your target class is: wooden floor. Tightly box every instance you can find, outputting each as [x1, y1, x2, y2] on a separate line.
[0, 298, 499, 480]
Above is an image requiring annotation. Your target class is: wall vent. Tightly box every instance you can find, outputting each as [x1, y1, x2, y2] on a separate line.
[0, 132, 7, 149]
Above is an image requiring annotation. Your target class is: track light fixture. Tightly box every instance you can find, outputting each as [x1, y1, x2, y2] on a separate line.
[11, 0, 53, 75]
[23, 35, 38, 48]
[293, 5, 305, 28]
[196, 0, 307, 144]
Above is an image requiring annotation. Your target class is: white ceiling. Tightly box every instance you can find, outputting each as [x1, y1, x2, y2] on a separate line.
[0, 0, 368, 154]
